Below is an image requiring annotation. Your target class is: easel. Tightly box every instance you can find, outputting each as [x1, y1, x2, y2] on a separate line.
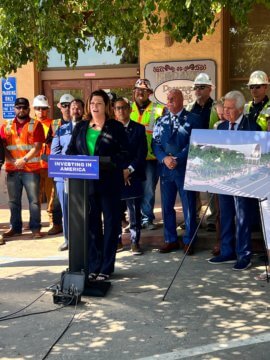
[258, 197, 270, 283]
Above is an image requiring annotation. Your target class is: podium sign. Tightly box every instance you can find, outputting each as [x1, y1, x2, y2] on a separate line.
[48, 155, 99, 179]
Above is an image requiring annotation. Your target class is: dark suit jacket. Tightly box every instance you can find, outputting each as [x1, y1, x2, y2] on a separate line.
[121, 120, 147, 199]
[217, 115, 262, 131]
[124, 120, 147, 181]
[152, 108, 201, 178]
[66, 119, 129, 195]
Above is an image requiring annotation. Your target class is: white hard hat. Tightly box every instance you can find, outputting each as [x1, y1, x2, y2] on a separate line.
[247, 70, 269, 86]
[134, 78, 153, 93]
[193, 73, 214, 87]
[32, 95, 50, 108]
[59, 94, 74, 104]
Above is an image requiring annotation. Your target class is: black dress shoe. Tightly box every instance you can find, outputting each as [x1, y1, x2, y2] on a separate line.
[58, 242, 68, 251]
[159, 242, 180, 253]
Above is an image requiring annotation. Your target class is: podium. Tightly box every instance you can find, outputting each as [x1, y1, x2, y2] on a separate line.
[49, 155, 111, 297]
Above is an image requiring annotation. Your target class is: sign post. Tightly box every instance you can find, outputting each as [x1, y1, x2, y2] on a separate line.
[1, 77, 17, 119]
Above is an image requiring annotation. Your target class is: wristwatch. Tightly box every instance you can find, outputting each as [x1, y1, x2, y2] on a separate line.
[23, 157, 28, 163]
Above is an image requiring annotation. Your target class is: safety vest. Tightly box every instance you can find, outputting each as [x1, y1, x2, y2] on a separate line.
[130, 102, 164, 160]
[37, 117, 53, 169]
[51, 118, 62, 136]
[244, 101, 270, 131]
[4, 118, 41, 172]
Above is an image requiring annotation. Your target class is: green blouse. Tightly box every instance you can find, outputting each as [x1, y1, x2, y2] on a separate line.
[86, 127, 101, 155]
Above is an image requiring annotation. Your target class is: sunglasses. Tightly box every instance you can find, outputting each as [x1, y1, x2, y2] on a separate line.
[34, 107, 48, 111]
[15, 105, 28, 110]
[193, 85, 208, 90]
[61, 103, 70, 108]
[249, 85, 262, 90]
[114, 106, 129, 111]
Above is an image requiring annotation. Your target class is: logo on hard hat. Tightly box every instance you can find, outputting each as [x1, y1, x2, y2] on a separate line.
[134, 79, 153, 92]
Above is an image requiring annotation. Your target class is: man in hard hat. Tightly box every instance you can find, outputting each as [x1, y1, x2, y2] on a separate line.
[186, 73, 219, 232]
[33, 95, 63, 236]
[187, 73, 217, 129]
[244, 70, 270, 131]
[0, 98, 45, 244]
[130, 79, 164, 230]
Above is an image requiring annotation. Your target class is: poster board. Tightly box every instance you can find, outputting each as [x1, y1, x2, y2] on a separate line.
[184, 129, 270, 251]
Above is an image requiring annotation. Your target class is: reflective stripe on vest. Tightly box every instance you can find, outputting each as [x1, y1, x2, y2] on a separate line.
[4, 118, 41, 172]
[130, 102, 164, 160]
[244, 101, 270, 131]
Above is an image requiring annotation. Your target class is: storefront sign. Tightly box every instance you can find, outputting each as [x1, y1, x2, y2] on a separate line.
[1, 77, 17, 119]
[48, 155, 99, 179]
[145, 60, 216, 106]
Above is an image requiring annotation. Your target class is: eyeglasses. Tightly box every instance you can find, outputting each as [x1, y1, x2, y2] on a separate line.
[114, 106, 129, 111]
[135, 88, 149, 93]
[193, 85, 208, 90]
[34, 107, 48, 111]
[61, 103, 70, 108]
[249, 85, 262, 90]
[15, 105, 28, 110]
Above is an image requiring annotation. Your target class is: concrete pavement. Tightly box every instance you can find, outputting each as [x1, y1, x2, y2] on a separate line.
[0, 176, 269, 359]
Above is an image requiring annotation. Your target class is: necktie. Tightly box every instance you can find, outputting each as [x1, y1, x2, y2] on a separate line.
[170, 115, 177, 133]
[230, 122, 235, 130]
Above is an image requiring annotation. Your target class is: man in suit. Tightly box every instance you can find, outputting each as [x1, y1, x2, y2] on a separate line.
[51, 99, 84, 251]
[152, 89, 200, 254]
[208, 90, 261, 270]
[114, 97, 148, 254]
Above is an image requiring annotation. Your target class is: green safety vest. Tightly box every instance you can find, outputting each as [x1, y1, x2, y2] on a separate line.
[130, 102, 164, 160]
[244, 101, 270, 131]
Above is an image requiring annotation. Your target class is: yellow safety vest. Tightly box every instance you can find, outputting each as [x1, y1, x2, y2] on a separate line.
[244, 101, 270, 131]
[51, 118, 62, 136]
[130, 102, 164, 160]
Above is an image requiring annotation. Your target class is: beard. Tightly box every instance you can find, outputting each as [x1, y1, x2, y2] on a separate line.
[17, 113, 29, 120]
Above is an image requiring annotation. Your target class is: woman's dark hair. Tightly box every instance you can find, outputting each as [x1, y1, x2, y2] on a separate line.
[85, 89, 111, 120]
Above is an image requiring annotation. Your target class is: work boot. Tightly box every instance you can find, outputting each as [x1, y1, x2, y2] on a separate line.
[1, 228, 22, 238]
[47, 224, 63, 235]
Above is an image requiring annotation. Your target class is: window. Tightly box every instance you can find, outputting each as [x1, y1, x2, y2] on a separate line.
[47, 37, 138, 68]
[229, 4, 270, 98]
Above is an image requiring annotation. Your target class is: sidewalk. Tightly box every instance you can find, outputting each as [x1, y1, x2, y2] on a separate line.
[0, 181, 269, 360]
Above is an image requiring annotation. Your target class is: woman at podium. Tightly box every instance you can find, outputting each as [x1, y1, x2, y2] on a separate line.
[66, 90, 129, 281]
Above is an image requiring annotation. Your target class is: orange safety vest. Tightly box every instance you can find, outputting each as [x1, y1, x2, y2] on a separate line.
[4, 118, 41, 172]
[37, 117, 53, 169]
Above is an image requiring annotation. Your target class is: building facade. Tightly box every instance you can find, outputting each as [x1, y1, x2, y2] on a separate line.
[0, 5, 269, 121]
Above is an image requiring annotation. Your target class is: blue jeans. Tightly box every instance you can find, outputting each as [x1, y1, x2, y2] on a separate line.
[127, 197, 142, 244]
[141, 160, 159, 223]
[7, 171, 41, 232]
[56, 180, 68, 243]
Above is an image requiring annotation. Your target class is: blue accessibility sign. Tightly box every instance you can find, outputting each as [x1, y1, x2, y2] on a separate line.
[48, 155, 99, 179]
[2, 77, 17, 119]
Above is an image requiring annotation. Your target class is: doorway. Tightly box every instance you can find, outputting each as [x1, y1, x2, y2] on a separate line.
[43, 77, 138, 118]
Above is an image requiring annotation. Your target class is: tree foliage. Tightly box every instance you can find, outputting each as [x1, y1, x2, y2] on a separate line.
[0, 0, 268, 76]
